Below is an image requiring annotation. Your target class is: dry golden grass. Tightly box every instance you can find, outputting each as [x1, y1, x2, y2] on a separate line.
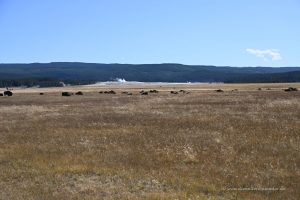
[0, 83, 299, 199]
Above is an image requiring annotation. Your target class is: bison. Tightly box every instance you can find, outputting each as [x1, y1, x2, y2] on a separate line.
[149, 90, 159, 93]
[62, 92, 72, 96]
[215, 89, 224, 93]
[75, 91, 83, 95]
[4, 91, 13, 96]
[103, 90, 115, 94]
[284, 87, 298, 92]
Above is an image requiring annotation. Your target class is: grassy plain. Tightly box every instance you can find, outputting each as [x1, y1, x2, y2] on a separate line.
[0, 83, 299, 199]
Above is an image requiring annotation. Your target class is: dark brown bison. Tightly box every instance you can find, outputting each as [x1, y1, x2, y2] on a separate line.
[62, 92, 72, 96]
[149, 90, 159, 93]
[284, 87, 298, 92]
[107, 90, 116, 94]
[215, 89, 224, 92]
[0, 93, 3, 96]
[179, 90, 190, 94]
[103, 90, 116, 94]
[4, 91, 13, 96]
[39, 93, 44, 95]
[75, 91, 83, 95]
[141, 91, 148, 95]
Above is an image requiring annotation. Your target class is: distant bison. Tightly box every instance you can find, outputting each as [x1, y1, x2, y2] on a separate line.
[141, 91, 148, 95]
[149, 90, 159, 93]
[39, 93, 44, 95]
[179, 89, 189, 94]
[0, 93, 3, 96]
[62, 92, 73, 96]
[75, 91, 83, 95]
[104, 90, 116, 94]
[170, 91, 178, 94]
[284, 87, 298, 92]
[215, 89, 224, 93]
[4, 91, 13, 96]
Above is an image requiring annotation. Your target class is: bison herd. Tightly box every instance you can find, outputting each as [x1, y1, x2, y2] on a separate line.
[59, 89, 191, 96]
[0, 87, 299, 98]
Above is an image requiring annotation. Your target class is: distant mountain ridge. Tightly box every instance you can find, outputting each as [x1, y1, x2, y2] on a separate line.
[0, 62, 299, 87]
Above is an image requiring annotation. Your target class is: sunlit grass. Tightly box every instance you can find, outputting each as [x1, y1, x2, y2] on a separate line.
[0, 84, 299, 199]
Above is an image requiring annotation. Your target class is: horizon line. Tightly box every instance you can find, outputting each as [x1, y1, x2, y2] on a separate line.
[0, 62, 299, 68]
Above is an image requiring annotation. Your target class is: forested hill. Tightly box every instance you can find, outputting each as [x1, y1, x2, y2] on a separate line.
[0, 62, 300, 87]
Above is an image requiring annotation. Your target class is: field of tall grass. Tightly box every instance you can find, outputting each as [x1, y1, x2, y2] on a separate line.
[0, 83, 299, 199]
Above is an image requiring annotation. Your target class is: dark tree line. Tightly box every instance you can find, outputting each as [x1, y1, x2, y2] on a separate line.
[0, 63, 300, 86]
[0, 78, 95, 88]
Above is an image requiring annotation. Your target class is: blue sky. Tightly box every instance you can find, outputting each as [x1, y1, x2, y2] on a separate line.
[0, 0, 299, 66]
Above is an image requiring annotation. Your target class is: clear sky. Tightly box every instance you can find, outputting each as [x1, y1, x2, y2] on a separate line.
[0, 0, 299, 66]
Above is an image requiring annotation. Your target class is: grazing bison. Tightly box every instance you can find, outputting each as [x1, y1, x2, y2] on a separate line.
[108, 90, 116, 94]
[215, 89, 224, 92]
[75, 91, 83, 95]
[104, 90, 116, 94]
[99, 91, 103, 94]
[141, 91, 148, 95]
[284, 87, 298, 92]
[149, 90, 159, 93]
[62, 92, 72, 96]
[39, 93, 44, 95]
[0, 93, 3, 96]
[179, 90, 189, 94]
[170, 91, 178, 94]
[4, 91, 13, 96]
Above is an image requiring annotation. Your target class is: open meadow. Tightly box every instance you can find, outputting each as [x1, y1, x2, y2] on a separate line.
[0, 83, 299, 199]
